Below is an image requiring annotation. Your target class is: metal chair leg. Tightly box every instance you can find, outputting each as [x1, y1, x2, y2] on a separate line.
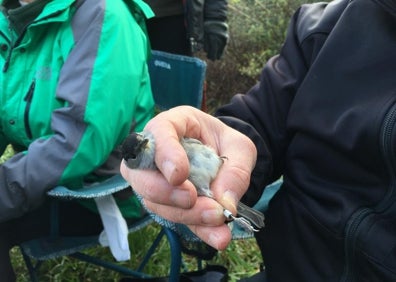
[20, 247, 40, 282]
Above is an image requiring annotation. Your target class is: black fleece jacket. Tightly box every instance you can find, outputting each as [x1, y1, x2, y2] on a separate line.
[216, 0, 396, 281]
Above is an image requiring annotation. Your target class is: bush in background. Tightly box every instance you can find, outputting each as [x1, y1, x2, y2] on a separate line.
[204, 0, 318, 110]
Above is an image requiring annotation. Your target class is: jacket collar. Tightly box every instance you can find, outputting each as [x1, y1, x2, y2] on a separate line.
[1, 0, 18, 9]
[5, 0, 51, 35]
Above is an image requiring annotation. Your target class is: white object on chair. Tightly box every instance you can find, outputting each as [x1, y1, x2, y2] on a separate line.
[95, 195, 130, 261]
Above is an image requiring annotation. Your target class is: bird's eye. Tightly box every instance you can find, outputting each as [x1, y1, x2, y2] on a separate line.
[129, 154, 137, 160]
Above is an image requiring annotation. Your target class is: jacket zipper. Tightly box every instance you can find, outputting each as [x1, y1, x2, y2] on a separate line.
[23, 79, 35, 139]
[340, 207, 372, 282]
[2, 34, 22, 72]
[0, 29, 11, 72]
[340, 102, 396, 282]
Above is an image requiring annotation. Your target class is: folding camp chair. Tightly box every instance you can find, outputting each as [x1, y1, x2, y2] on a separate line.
[19, 50, 207, 281]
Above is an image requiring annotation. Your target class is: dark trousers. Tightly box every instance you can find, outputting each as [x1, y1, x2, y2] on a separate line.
[0, 200, 103, 282]
[146, 14, 192, 56]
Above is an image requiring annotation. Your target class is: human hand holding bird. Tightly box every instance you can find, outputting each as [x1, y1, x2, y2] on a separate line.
[119, 106, 259, 250]
[121, 131, 264, 233]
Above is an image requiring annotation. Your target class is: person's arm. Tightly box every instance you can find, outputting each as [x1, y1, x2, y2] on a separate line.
[202, 0, 228, 60]
[185, 0, 228, 60]
[215, 1, 341, 206]
[0, 0, 154, 222]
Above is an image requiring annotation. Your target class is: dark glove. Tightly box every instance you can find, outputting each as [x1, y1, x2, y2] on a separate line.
[203, 20, 228, 61]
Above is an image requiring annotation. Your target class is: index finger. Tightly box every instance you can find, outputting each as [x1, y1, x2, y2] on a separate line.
[144, 106, 206, 185]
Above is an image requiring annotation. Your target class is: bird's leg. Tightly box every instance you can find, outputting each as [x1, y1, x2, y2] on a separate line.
[223, 209, 260, 233]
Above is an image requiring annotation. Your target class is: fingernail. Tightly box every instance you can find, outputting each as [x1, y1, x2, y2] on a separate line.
[202, 208, 222, 224]
[170, 189, 191, 208]
[223, 190, 238, 212]
[208, 233, 221, 249]
[162, 160, 177, 181]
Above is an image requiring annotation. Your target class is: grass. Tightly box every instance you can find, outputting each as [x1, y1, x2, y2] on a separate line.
[11, 224, 262, 281]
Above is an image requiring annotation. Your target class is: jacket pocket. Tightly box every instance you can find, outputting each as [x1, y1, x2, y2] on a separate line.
[23, 79, 35, 140]
[353, 210, 396, 282]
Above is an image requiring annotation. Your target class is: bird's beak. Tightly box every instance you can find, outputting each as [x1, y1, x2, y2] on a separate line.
[139, 138, 149, 149]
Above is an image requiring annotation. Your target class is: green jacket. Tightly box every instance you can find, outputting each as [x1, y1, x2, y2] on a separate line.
[0, 0, 155, 222]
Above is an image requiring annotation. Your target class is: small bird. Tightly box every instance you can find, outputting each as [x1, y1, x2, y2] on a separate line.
[121, 131, 265, 233]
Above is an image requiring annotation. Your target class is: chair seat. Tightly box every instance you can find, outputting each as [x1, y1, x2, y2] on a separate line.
[48, 174, 130, 200]
[21, 215, 153, 260]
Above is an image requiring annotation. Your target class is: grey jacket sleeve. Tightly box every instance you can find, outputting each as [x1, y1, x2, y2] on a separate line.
[0, 152, 52, 221]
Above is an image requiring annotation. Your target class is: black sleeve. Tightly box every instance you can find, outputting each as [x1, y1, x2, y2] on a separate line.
[215, 4, 327, 206]
[204, 0, 227, 21]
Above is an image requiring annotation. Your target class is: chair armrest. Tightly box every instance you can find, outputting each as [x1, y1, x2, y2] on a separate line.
[47, 174, 130, 200]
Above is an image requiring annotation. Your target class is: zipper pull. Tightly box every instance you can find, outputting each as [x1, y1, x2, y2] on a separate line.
[24, 79, 35, 101]
[3, 58, 9, 72]
[24, 79, 36, 139]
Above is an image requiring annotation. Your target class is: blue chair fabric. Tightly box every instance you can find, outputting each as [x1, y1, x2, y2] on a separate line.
[149, 50, 206, 110]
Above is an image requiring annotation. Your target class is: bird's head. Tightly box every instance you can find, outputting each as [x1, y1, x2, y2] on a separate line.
[121, 131, 156, 170]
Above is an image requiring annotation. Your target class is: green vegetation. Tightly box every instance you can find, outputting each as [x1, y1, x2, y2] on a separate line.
[205, 0, 317, 110]
[11, 225, 262, 281]
[7, 0, 319, 281]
